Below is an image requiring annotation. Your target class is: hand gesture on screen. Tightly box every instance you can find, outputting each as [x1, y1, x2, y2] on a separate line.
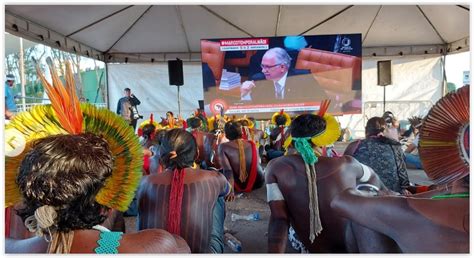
[240, 80, 256, 98]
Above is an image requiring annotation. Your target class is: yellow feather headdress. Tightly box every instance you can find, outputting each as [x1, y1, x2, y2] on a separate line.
[283, 100, 340, 149]
[5, 58, 142, 212]
[238, 115, 254, 129]
[138, 113, 162, 136]
[271, 109, 291, 127]
[207, 114, 228, 131]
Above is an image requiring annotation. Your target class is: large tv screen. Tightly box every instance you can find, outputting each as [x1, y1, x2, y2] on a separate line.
[201, 34, 362, 118]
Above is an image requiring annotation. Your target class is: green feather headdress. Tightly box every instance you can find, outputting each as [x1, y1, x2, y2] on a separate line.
[5, 58, 142, 211]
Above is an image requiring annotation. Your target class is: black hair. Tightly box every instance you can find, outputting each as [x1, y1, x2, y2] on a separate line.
[365, 117, 387, 137]
[382, 111, 394, 124]
[382, 111, 393, 117]
[264, 144, 271, 152]
[240, 119, 249, 127]
[408, 116, 423, 129]
[124, 88, 131, 92]
[401, 126, 414, 138]
[159, 129, 196, 169]
[224, 121, 242, 141]
[275, 114, 288, 126]
[16, 133, 113, 233]
[166, 111, 174, 117]
[142, 123, 156, 139]
[290, 114, 326, 138]
[152, 129, 167, 146]
[189, 117, 202, 129]
[211, 119, 219, 133]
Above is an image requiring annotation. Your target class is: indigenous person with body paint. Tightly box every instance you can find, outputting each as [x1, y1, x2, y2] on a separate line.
[137, 129, 232, 253]
[137, 114, 162, 175]
[267, 110, 291, 160]
[5, 59, 189, 254]
[265, 103, 389, 253]
[218, 121, 265, 201]
[188, 117, 216, 169]
[207, 114, 230, 169]
[246, 116, 267, 156]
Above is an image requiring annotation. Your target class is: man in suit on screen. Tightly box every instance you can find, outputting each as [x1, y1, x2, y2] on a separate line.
[240, 47, 327, 104]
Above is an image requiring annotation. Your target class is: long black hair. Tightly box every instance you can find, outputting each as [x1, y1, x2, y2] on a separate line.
[290, 114, 326, 138]
[159, 129, 197, 169]
[224, 121, 243, 140]
[16, 133, 113, 232]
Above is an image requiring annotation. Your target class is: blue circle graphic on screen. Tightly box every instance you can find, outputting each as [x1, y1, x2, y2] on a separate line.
[284, 36, 308, 51]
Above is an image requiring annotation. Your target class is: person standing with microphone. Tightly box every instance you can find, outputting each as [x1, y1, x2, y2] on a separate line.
[117, 88, 142, 130]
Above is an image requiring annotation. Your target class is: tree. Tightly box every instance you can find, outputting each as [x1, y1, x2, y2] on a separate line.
[446, 82, 456, 93]
[68, 52, 84, 99]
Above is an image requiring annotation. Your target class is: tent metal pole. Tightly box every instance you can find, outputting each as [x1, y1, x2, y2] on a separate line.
[362, 5, 383, 45]
[456, 5, 469, 11]
[66, 5, 134, 37]
[416, 5, 447, 44]
[105, 62, 110, 109]
[274, 5, 282, 36]
[105, 6, 153, 54]
[441, 53, 447, 96]
[176, 6, 191, 53]
[19, 37, 26, 111]
[299, 5, 353, 35]
[200, 5, 254, 37]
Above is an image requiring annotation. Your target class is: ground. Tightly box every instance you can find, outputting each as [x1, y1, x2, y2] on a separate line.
[126, 142, 432, 253]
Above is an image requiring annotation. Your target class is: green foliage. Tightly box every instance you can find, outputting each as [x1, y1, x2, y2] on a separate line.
[5, 37, 106, 105]
[447, 82, 457, 93]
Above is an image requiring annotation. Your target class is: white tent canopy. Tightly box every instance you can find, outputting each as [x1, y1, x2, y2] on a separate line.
[4, 4, 470, 136]
[5, 5, 470, 62]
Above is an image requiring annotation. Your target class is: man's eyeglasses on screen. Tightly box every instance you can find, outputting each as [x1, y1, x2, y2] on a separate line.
[260, 63, 282, 70]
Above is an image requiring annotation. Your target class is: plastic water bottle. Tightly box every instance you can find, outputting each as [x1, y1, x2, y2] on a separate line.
[231, 212, 260, 222]
[224, 233, 242, 252]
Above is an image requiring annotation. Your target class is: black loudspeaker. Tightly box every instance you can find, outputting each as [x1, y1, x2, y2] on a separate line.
[198, 100, 204, 110]
[377, 60, 392, 86]
[168, 59, 184, 86]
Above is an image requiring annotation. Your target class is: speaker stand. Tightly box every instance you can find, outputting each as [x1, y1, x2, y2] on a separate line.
[177, 85, 181, 117]
[383, 86, 386, 113]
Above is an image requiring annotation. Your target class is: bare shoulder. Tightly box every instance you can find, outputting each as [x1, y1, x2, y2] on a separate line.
[219, 141, 233, 150]
[204, 132, 215, 138]
[193, 168, 227, 185]
[122, 229, 180, 253]
[326, 155, 361, 171]
[321, 154, 357, 165]
[217, 142, 228, 152]
[141, 173, 168, 185]
[265, 155, 298, 178]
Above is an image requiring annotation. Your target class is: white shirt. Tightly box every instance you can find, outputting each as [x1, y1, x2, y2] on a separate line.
[241, 72, 289, 101]
[274, 72, 289, 100]
[412, 134, 419, 147]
